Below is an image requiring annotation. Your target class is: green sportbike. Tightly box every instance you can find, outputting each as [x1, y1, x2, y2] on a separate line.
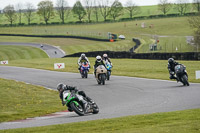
[63, 90, 99, 116]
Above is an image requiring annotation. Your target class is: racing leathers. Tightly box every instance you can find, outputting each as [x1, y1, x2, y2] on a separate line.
[94, 60, 106, 76]
[78, 57, 90, 70]
[102, 57, 112, 66]
[167, 61, 179, 80]
[59, 85, 93, 111]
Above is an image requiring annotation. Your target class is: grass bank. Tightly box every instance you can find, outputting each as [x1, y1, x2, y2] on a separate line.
[0, 17, 196, 54]
[0, 78, 65, 122]
[0, 45, 48, 61]
[1, 108, 200, 133]
[0, 36, 135, 55]
[0, 17, 193, 37]
[1, 58, 199, 83]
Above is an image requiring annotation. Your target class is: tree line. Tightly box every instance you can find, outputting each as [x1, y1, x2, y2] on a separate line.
[0, 0, 200, 26]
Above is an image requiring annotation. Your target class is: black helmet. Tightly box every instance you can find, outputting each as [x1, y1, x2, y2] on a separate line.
[57, 83, 66, 91]
[168, 58, 175, 64]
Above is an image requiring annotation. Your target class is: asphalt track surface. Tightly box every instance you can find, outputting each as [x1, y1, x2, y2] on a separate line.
[0, 42, 65, 58]
[0, 66, 200, 130]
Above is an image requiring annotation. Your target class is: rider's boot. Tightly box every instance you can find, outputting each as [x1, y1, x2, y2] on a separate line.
[82, 100, 89, 112]
[86, 97, 95, 104]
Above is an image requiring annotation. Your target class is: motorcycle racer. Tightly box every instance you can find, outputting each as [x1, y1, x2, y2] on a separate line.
[94, 55, 106, 76]
[57, 83, 93, 111]
[167, 58, 179, 80]
[78, 53, 90, 71]
[102, 54, 112, 66]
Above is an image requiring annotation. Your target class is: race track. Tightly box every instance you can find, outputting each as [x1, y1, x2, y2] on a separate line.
[0, 66, 200, 130]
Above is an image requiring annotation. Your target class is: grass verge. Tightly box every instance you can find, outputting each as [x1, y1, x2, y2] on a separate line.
[1, 108, 200, 133]
[0, 45, 48, 61]
[1, 58, 199, 83]
[0, 78, 65, 122]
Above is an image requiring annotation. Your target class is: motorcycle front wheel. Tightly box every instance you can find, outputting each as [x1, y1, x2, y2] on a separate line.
[92, 103, 99, 114]
[107, 71, 110, 80]
[101, 74, 106, 85]
[70, 102, 85, 116]
[85, 71, 88, 78]
[182, 74, 189, 86]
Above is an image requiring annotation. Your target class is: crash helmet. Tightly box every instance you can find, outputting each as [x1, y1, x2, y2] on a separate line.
[103, 54, 108, 58]
[81, 53, 86, 59]
[168, 58, 175, 64]
[57, 83, 66, 92]
[96, 55, 102, 62]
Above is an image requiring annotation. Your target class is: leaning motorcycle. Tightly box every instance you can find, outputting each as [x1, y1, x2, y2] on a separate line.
[106, 62, 112, 80]
[95, 65, 107, 85]
[174, 64, 189, 86]
[63, 90, 99, 116]
[80, 62, 90, 78]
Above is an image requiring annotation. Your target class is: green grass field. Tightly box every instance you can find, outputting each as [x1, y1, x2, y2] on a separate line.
[0, 45, 48, 60]
[0, 16, 198, 54]
[1, 57, 199, 83]
[0, 78, 65, 122]
[0, 17, 194, 36]
[1, 108, 199, 133]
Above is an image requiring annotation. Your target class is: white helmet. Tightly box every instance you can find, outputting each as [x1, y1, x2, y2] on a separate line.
[103, 54, 108, 58]
[96, 55, 102, 62]
[81, 53, 86, 58]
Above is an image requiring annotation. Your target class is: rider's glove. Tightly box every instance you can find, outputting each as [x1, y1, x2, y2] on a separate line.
[170, 71, 175, 75]
[62, 101, 66, 106]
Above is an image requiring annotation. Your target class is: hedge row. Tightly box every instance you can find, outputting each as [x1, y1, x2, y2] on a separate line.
[0, 34, 110, 42]
[63, 51, 200, 60]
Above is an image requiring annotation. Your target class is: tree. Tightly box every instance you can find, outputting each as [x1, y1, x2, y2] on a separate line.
[72, 1, 86, 22]
[158, 0, 172, 15]
[15, 3, 23, 25]
[0, 9, 3, 20]
[193, 0, 200, 12]
[3, 5, 17, 26]
[93, 0, 99, 22]
[99, 0, 111, 21]
[188, 12, 200, 29]
[83, 0, 93, 22]
[125, 0, 140, 19]
[188, 13, 200, 51]
[56, 0, 70, 24]
[109, 0, 123, 21]
[37, 0, 54, 24]
[175, 0, 189, 15]
[24, 3, 35, 25]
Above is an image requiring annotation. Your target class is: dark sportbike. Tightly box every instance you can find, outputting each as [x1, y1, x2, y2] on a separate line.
[63, 90, 99, 116]
[174, 64, 189, 86]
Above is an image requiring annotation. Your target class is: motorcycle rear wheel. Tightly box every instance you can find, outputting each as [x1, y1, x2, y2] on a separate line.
[70, 102, 85, 116]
